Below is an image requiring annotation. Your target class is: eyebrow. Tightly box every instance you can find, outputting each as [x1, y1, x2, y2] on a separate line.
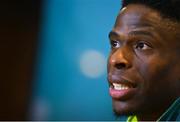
[109, 30, 154, 39]
[128, 30, 154, 37]
[108, 31, 119, 39]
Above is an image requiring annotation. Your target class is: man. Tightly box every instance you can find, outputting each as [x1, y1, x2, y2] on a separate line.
[107, 0, 180, 121]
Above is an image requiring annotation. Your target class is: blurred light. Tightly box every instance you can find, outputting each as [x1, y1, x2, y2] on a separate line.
[30, 98, 51, 120]
[80, 50, 106, 78]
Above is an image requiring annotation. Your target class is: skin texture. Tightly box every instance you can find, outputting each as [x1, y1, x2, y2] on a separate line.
[108, 4, 180, 120]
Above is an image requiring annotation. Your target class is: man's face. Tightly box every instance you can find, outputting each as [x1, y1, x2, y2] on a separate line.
[108, 4, 180, 116]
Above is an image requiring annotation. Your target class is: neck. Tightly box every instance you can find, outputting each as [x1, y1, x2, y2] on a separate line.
[136, 109, 165, 121]
[136, 97, 178, 121]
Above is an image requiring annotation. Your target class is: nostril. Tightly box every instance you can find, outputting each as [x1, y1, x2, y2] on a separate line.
[115, 63, 126, 69]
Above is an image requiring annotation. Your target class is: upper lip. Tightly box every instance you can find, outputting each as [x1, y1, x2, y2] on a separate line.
[108, 74, 137, 88]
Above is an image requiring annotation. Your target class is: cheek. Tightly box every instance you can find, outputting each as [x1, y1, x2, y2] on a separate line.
[137, 56, 171, 92]
[144, 61, 168, 80]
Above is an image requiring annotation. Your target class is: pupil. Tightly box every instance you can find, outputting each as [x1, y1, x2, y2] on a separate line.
[138, 43, 144, 48]
[112, 41, 117, 47]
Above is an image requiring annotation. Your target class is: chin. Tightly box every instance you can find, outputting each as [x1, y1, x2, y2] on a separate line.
[112, 99, 140, 116]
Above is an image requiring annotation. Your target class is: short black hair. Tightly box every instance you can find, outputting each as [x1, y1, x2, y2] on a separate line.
[122, 0, 180, 22]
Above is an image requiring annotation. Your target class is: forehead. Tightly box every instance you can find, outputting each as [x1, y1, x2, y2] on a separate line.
[111, 4, 180, 45]
[114, 4, 162, 31]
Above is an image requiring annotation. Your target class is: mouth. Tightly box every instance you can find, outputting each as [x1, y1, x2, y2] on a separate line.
[112, 82, 133, 90]
[109, 77, 137, 100]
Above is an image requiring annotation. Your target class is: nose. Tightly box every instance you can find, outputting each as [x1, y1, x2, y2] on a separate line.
[109, 48, 132, 70]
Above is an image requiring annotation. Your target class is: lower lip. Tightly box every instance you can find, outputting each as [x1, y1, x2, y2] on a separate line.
[109, 87, 136, 100]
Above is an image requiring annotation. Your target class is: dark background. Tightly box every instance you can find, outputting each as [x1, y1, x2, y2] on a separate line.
[0, 0, 121, 120]
[0, 0, 41, 120]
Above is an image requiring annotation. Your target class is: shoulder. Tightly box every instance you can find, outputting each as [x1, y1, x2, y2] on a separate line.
[158, 97, 180, 121]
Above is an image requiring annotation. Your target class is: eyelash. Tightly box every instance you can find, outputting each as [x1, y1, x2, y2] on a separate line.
[134, 42, 152, 50]
[110, 40, 120, 48]
[110, 40, 152, 51]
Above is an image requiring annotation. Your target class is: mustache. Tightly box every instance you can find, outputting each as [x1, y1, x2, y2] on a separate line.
[108, 72, 138, 88]
[108, 73, 132, 83]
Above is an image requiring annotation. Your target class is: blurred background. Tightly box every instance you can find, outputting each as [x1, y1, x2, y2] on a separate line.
[0, 0, 121, 120]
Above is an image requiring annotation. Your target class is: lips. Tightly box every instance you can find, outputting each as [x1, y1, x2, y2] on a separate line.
[108, 75, 137, 100]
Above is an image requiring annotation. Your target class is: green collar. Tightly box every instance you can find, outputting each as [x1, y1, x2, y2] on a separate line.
[157, 97, 180, 121]
[126, 97, 180, 122]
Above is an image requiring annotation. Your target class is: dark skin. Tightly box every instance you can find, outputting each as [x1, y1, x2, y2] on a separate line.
[108, 4, 180, 121]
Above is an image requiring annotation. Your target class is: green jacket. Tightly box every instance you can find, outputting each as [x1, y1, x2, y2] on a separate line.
[116, 97, 180, 122]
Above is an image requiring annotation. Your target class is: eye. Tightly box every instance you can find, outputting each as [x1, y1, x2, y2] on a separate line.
[135, 42, 151, 50]
[110, 40, 120, 48]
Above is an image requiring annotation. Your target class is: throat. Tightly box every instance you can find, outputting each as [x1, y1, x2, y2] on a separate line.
[136, 98, 177, 121]
[136, 111, 164, 121]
